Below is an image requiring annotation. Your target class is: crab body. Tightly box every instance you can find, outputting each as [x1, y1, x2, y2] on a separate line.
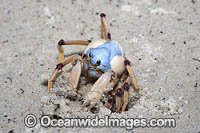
[82, 39, 125, 79]
[48, 13, 140, 113]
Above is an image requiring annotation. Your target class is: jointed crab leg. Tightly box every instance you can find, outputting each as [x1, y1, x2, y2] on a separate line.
[124, 60, 140, 91]
[121, 77, 131, 112]
[48, 69, 59, 92]
[115, 88, 122, 113]
[57, 39, 91, 63]
[104, 94, 114, 110]
[104, 73, 125, 111]
[111, 78, 119, 89]
[48, 54, 80, 91]
[112, 73, 127, 112]
[115, 76, 131, 113]
[100, 13, 111, 41]
[62, 54, 78, 66]
[113, 73, 127, 94]
[68, 55, 83, 92]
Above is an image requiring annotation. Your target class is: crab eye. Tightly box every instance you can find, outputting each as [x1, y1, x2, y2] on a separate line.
[89, 52, 93, 58]
[96, 60, 101, 66]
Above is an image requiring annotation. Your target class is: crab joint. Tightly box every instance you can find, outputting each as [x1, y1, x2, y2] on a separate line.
[124, 59, 131, 66]
[100, 13, 106, 17]
[108, 97, 113, 104]
[72, 60, 78, 66]
[72, 58, 82, 66]
[123, 82, 129, 91]
[58, 39, 65, 45]
[111, 71, 117, 80]
[104, 95, 114, 110]
[56, 63, 64, 70]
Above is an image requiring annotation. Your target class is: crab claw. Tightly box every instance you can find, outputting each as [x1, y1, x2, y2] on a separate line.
[68, 56, 83, 92]
[83, 71, 115, 110]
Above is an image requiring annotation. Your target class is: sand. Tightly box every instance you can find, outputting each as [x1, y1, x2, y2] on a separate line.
[0, 0, 200, 132]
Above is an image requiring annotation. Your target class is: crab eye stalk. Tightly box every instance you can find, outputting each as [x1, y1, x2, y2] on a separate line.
[96, 60, 101, 66]
[89, 52, 93, 58]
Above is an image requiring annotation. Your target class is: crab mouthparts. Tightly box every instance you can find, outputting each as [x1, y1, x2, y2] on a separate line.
[82, 58, 103, 78]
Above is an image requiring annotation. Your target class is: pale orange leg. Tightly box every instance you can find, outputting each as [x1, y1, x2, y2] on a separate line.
[114, 72, 130, 113]
[48, 39, 90, 91]
[113, 73, 127, 94]
[48, 69, 59, 92]
[104, 75, 120, 110]
[121, 77, 131, 112]
[115, 88, 122, 113]
[124, 59, 140, 91]
[48, 54, 80, 92]
[57, 39, 91, 63]
[112, 74, 126, 112]
[100, 13, 111, 41]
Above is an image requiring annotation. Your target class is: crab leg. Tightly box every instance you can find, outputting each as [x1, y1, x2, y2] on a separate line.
[124, 59, 140, 91]
[57, 39, 91, 63]
[104, 94, 114, 110]
[68, 55, 83, 92]
[111, 78, 119, 89]
[115, 88, 123, 113]
[83, 71, 116, 109]
[48, 69, 59, 92]
[113, 73, 127, 94]
[104, 73, 126, 111]
[48, 54, 80, 91]
[100, 13, 111, 41]
[121, 77, 131, 112]
[114, 72, 129, 113]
